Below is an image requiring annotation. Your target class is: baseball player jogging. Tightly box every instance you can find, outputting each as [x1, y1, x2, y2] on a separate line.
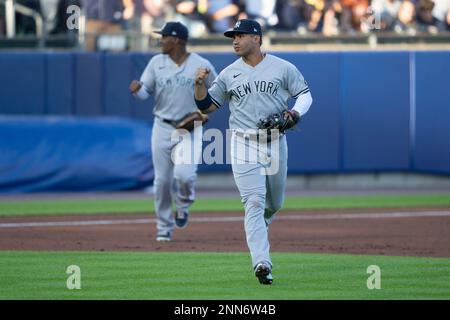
[194, 19, 313, 285]
[130, 21, 217, 242]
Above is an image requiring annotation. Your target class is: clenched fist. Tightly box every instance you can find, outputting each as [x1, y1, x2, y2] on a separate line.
[195, 68, 210, 86]
[129, 80, 142, 94]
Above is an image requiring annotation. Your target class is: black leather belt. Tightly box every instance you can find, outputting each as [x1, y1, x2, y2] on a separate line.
[161, 118, 177, 127]
[234, 131, 282, 143]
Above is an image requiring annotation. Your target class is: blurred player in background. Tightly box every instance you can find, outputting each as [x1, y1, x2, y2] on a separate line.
[130, 21, 217, 242]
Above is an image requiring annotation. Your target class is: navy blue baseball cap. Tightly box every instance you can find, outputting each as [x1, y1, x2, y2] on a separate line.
[154, 22, 189, 41]
[224, 19, 262, 38]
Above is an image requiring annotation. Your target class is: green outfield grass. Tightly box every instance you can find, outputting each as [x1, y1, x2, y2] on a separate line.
[1, 194, 450, 217]
[0, 251, 449, 300]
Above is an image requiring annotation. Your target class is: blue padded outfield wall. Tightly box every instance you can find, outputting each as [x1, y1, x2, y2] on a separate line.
[0, 116, 153, 193]
[0, 51, 449, 192]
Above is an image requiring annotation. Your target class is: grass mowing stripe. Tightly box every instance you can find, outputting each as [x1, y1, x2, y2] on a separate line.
[0, 251, 449, 300]
[0, 194, 450, 217]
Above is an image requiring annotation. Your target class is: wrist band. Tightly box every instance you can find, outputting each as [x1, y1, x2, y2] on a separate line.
[195, 92, 212, 110]
[134, 85, 149, 100]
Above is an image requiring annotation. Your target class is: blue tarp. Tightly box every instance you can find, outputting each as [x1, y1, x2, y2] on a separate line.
[0, 116, 153, 193]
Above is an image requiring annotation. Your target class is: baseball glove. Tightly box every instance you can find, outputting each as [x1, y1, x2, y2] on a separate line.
[175, 110, 209, 131]
[257, 110, 300, 134]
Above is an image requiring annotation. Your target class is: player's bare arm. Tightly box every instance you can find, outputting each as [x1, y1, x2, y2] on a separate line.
[194, 68, 217, 114]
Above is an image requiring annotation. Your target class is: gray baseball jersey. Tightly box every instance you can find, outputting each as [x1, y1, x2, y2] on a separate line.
[208, 54, 310, 130]
[138, 52, 216, 239]
[140, 52, 217, 120]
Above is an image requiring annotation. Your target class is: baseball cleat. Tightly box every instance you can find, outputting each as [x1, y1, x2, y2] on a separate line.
[156, 232, 172, 242]
[175, 211, 189, 229]
[254, 263, 273, 285]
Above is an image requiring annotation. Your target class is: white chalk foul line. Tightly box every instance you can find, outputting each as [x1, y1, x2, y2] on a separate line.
[0, 211, 449, 229]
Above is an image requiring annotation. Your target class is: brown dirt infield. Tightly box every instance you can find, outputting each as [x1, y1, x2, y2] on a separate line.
[1, 207, 449, 257]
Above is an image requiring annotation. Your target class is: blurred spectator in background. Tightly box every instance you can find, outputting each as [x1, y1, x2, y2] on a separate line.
[301, 0, 326, 33]
[447, 0, 450, 29]
[431, 0, 450, 31]
[174, 0, 241, 35]
[122, 0, 168, 50]
[275, 0, 327, 34]
[203, 0, 240, 33]
[81, 0, 125, 50]
[396, 0, 417, 34]
[123, 0, 168, 34]
[174, 0, 208, 36]
[416, 0, 438, 33]
[3, 0, 450, 43]
[371, 0, 402, 31]
[245, 0, 279, 28]
[234, 0, 248, 19]
[339, 0, 369, 34]
[293, 0, 341, 36]
[275, 0, 304, 31]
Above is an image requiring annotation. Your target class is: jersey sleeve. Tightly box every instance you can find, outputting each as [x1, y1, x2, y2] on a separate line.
[285, 62, 310, 100]
[139, 58, 156, 94]
[208, 70, 227, 108]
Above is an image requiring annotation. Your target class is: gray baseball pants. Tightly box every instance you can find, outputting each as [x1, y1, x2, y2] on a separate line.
[151, 117, 202, 234]
[230, 133, 288, 270]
